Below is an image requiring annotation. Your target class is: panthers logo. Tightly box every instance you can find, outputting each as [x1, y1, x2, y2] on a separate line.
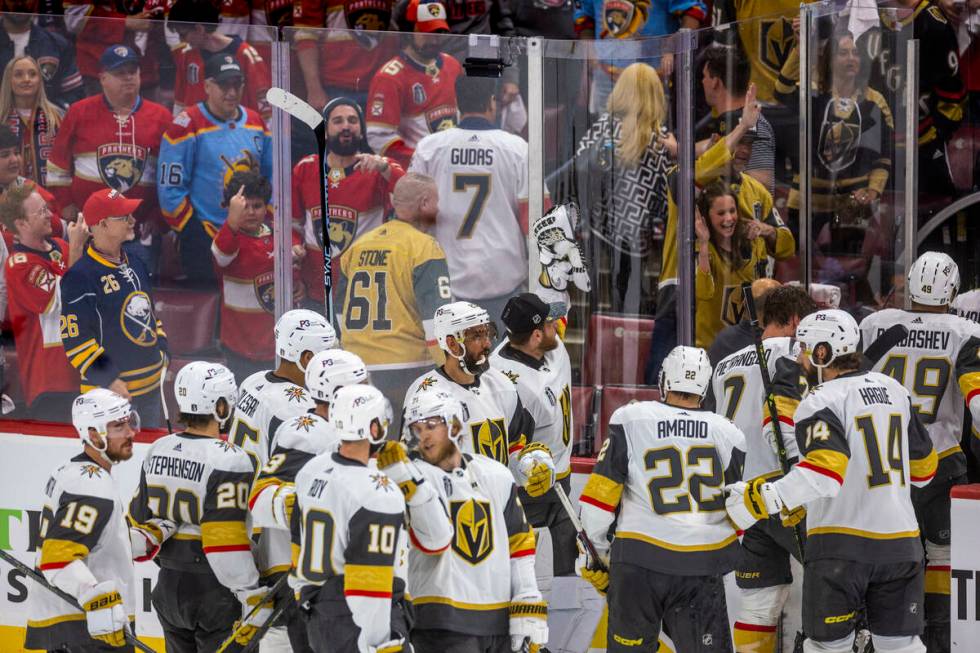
[327, 205, 357, 256]
[426, 105, 458, 134]
[120, 291, 157, 347]
[254, 270, 275, 314]
[471, 418, 507, 464]
[97, 143, 147, 193]
[602, 0, 641, 37]
[450, 499, 493, 565]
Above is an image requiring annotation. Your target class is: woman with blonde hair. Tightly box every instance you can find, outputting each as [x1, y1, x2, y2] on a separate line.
[0, 56, 64, 186]
[572, 62, 672, 316]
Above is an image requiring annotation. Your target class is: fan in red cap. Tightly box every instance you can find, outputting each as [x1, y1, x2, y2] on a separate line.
[406, 0, 450, 33]
[80, 188, 143, 228]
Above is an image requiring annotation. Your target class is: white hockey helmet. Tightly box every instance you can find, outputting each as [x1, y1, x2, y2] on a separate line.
[402, 389, 465, 447]
[658, 346, 712, 398]
[305, 349, 369, 404]
[908, 251, 960, 307]
[796, 309, 861, 368]
[433, 301, 494, 352]
[72, 388, 137, 463]
[174, 361, 238, 426]
[331, 385, 392, 444]
[275, 309, 337, 370]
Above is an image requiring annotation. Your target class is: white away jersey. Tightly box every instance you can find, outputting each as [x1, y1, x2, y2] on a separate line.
[490, 339, 574, 479]
[408, 453, 536, 636]
[26, 454, 136, 650]
[773, 372, 937, 563]
[403, 367, 534, 466]
[860, 308, 980, 465]
[952, 289, 980, 323]
[580, 401, 745, 576]
[410, 123, 531, 300]
[709, 336, 803, 482]
[231, 371, 317, 470]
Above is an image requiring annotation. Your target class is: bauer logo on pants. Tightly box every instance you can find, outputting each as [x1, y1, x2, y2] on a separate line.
[450, 499, 493, 564]
[471, 418, 507, 464]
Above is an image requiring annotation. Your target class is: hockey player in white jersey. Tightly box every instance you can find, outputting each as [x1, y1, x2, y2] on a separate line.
[403, 301, 554, 499]
[290, 384, 407, 653]
[727, 310, 938, 653]
[489, 292, 602, 653]
[409, 76, 538, 328]
[128, 363, 274, 653]
[26, 389, 172, 651]
[858, 252, 980, 653]
[707, 284, 816, 653]
[389, 389, 548, 653]
[579, 346, 745, 653]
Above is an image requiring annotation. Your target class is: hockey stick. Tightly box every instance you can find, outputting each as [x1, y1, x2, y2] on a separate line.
[0, 548, 157, 653]
[863, 324, 909, 368]
[265, 87, 333, 321]
[160, 358, 173, 433]
[215, 573, 290, 653]
[553, 483, 608, 573]
[240, 602, 289, 653]
[740, 282, 806, 563]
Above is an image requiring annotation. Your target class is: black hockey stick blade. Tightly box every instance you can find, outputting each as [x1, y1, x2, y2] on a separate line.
[215, 574, 290, 653]
[0, 548, 157, 653]
[554, 483, 608, 573]
[863, 323, 908, 367]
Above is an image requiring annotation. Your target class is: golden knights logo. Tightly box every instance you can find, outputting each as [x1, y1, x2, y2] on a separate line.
[98, 143, 147, 193]
[450, 499, 493, 564]
[471, 418, 507, 464]
[121, 291, 158, 347]
[720, 285, 746, 327]
[328, 205, 358, 256]
[817, 98, 861, 173]
[80, 464, 104, 478]
[758, 16, 796, 76]
[502, 370, 519, 385]
[293, 415, 318, 432]
[419, 376, 437, 391]
[284, 387, 309, 403]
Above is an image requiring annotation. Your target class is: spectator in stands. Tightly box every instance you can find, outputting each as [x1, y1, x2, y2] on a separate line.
[706, 277, 780, 365]
[293, 0, 398, 112]
[46, 45, 171, 251]
[213, 171, 304, 380]
[168, 0, 272, 122]
[365, 1, 462, 170]
[0, 0, 84, 109]
[60, 188, 168, 427]
[512, 0, 576, 38]
[0, 124, 64, 245]
[698, 46, 776, 193]
[574, 0, 706, 109]
[0, 184, 83, 420]
[694, 180, 774, 348]
[572, 62, 671, 316]
[158, 54, 273, 286]
[337, 172, 452, 419]
[293, 97, 404, 307]
[0, 57, 64, 188]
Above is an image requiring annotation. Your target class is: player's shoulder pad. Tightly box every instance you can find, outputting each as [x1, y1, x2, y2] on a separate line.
[859, 307, 901, 331]
[480, 368, 519, 396]
[203, 437, 255, 473]
[464, 452, 515, 490]
[341, 465, 406, 512]
[59, 459, 116, 498]
[703, 410, 747, 451]
[407, 370, 451, 397]
[865, 370, 913, 403]
[609, 396, 659, 425]
[262, 379, 315, 418]
[274, 413, 338, 455]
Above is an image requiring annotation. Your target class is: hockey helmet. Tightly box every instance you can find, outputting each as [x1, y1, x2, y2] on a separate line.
[658, 346, 712, 399]
[305, 349, 369, 404]
[174, 361, 238, 427]
[275, 309, 337, 371]
[796, 309, 861, 368]
[331, 385, 392, 444]
[402, 389, 464, 448]
[72, 388, 138, 463]
[433, 301, 495, 352]
[908, 251, 960, 307]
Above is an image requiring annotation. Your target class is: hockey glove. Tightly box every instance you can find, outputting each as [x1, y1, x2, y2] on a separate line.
[575, 546, 610, 595]
[510, 594, 549, 652]
[376, 441, 423, 502]
[780, 504, 806, 528]
[271, 483, 297, 529]
[234, 585, 275, 642]
[130, 517, 177, 562]
[724, 479, 783, 532]
[369, 636, 406, 653]
[517, 443, 555, 498]
[79, 580, 128, 648]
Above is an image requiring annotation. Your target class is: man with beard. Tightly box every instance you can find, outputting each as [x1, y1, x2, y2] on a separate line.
[292, 97, 404, 306]
[383, 389, 548, 653]
[402, 300, 552, 499]
[489, 292, 603, 653]
[337, 172, 451, 419]
[365, 1, 461, 170]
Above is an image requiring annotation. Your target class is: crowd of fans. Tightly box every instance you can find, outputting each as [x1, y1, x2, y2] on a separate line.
[0, 0, 977, 429]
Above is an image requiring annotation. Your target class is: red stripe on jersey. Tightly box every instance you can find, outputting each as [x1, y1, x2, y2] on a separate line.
[509, 443, 525, 454]
[203, 544, 252, 553]
[38, 561, 71, 571]
[967, 388, 980, 404]
[409, 528, 449, 554]
[935, 86, 966, 100]
[580, 494, 617, 513]
[911, 471, 936, 483]
[510, 548, 535, 559]
[926, 565, 951, 572]
[734, 622, 777, 633]
[761, 415, 794, 428]
[344, 589, 393, 598]
[798, 461, 843, 485]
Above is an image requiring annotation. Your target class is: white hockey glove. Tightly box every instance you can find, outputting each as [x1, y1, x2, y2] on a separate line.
[517, 443, 555, 498]
[234, 585, 275, 641]
[369, 636, 407, 653]
[575, 544, 610, 596]
[271, 483, 297, 529]
[78, 580, 128, 648]
[532, 204, 590, 294]
[510, 593, 549, 653]
[130, 517, 177, 562]
[725, 479, 783, 532]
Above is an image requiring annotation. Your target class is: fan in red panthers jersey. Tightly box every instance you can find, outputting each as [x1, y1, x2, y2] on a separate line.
[292, 97, 404, 305]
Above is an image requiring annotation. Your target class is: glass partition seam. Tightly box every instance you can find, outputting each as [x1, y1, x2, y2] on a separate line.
[903, 40, 919, 310]
[676, 27, 696, 347]
[799, 4, 812, 293]
[527, 37, 544, 292]
[272, 37, 293, 325]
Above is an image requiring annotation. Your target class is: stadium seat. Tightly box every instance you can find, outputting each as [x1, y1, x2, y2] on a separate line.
[596, 384, 660, 445]
[152, 289, 220, 356]
[949, 125, 980, 193]
[582, 314, 655, 386]
[571, 385, 596, 455]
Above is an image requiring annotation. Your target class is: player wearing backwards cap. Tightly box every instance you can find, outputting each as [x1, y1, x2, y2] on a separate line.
[292, 97, 404, 305]
[60, 188, 169, 427]
[387, 389, 546, 653]
[26, 389, 174, 651]
[859, 252, 980, 653]
[489, 292, 601, 653]
[579, 345, 744, 653]
[290, 385, 408, 653]
[129, 362, 273, 653]
[727, 309, 938, 653]
[365, 1, 461, 170]
[403, 301, 550, 497]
